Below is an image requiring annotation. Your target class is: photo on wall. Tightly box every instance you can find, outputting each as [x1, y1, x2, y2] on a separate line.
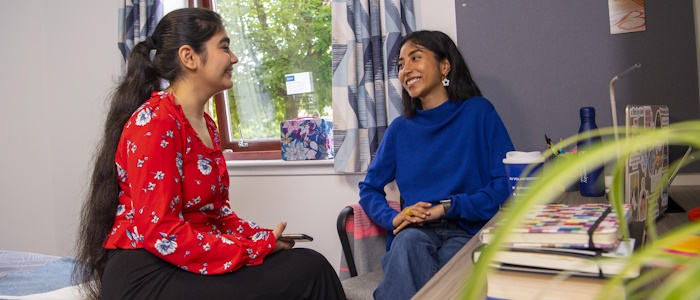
[609, 0, 646, 34]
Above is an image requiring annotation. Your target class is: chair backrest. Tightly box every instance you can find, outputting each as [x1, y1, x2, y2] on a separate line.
[337, 206, 359, 278]
[337, 201, 400, 280]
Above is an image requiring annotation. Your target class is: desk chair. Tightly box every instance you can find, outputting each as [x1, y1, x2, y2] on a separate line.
[336, 201, 400, 299]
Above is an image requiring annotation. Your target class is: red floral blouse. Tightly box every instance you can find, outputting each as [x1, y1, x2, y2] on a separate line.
[104, 91, 275, 275]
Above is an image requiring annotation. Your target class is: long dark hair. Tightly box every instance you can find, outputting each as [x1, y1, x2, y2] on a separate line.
[73, 8, 224, 299]
[399, 30, 482, 118]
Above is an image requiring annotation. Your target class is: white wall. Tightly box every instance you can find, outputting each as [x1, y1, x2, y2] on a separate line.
[0, 1, 118, 255]
[415, 0, 457, 43]
[1, 2, 55, 253]
[164, 0, 188, 14]
[227, 170, 367, 273]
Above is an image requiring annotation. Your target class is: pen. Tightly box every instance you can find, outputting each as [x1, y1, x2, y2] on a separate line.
[544, 134, 558, 156]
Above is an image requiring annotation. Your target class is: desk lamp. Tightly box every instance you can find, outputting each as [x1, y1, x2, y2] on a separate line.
[609, 63, 641, 158]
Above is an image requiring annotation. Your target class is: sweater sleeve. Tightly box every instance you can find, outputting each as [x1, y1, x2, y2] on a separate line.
[114, 111, 274, 275]
[358, 125, 401, 231]
[444, 109, 514, 222]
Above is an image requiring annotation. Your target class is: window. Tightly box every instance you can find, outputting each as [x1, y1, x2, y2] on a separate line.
[196, 0, 332, 160]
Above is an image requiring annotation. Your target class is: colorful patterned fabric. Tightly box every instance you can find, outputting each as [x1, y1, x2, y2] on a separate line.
[118, 0, 164, 76]
[104, 92, 275, 275]
[331, 0, 415, 173]
[280, 117, 335, 160]
[339, 201, 400, 280]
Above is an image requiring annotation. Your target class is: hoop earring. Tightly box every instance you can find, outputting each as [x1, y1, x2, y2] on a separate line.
[442, 75, 450, 87]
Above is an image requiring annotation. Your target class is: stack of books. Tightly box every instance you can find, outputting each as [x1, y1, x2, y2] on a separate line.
[474, 203, 636, 300]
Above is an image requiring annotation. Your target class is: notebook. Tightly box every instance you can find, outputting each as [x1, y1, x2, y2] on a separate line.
[472, 238, 640, 278]
[480, 203, 631, 249]
[624, 105, 670, 222]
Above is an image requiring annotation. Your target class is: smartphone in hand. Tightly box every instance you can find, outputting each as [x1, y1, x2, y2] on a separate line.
[280, 233, 313, 242]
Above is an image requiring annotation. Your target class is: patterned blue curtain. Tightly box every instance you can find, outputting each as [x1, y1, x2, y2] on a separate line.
[118, 0, 164, 77]
[331, 0, 415, 173]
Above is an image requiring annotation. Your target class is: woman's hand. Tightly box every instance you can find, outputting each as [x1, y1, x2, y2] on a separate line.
[393, 203, 447, 235]
[421, 204, 446, 223]
[392, 202, 432, 234]
[271, 221, 294, 253]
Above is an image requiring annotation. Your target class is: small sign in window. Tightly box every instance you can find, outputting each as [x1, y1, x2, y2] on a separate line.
[285, 72, 314, 95]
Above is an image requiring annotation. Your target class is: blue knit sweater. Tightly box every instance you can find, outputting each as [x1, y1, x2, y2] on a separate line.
[358, 97, 515, 249]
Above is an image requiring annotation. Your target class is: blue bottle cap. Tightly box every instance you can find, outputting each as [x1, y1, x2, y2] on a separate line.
[580, 107, 596, 118]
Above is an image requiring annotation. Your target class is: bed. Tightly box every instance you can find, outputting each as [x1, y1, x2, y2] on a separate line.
[0, 250, 85, 299]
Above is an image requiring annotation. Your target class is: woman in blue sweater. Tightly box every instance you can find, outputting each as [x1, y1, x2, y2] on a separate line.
[358, 30, 514, 299]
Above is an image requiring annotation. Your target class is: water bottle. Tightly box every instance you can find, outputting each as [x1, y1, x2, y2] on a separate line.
[577, 107, 605, 197]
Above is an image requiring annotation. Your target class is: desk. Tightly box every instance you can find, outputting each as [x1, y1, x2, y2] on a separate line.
[412, 186, 699, 300]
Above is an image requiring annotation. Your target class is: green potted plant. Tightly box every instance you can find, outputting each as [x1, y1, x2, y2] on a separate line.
[465, 120, 700, 300]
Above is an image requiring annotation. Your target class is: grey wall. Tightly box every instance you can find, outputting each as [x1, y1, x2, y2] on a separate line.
[455, 1, 700, 172]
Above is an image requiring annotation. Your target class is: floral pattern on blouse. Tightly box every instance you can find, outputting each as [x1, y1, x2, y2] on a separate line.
[103, 91, 276, 275]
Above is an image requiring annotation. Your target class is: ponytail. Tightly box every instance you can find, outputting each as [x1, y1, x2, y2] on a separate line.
[73, 40, 161, 300]
[74, 8, 225, 299]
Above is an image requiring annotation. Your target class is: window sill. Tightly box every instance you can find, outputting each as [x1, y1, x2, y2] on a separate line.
[226, 159, 362, 176]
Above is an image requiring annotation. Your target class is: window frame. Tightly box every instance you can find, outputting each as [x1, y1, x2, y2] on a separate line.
[194, 0, 282, 160]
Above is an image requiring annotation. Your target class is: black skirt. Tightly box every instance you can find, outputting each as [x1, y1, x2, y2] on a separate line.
[102, 248, 346, 300]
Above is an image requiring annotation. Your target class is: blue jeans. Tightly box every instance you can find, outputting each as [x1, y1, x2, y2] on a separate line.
[373, 219, 473, 300]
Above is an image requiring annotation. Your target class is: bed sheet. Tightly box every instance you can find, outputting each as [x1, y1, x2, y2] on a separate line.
[0, 250, 62, 276]
[0, 250, 82, 299]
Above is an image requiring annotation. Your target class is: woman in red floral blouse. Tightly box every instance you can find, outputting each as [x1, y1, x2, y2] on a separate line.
[74, 8, 345, 300]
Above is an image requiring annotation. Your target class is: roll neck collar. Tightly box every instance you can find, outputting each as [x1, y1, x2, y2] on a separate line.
[414, 99, 460, 124]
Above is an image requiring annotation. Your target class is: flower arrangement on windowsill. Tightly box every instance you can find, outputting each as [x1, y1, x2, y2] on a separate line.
[464, 120, 700, 300]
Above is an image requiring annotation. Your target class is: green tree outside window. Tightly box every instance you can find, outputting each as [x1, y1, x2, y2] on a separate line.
[216, 0, 332, 140]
